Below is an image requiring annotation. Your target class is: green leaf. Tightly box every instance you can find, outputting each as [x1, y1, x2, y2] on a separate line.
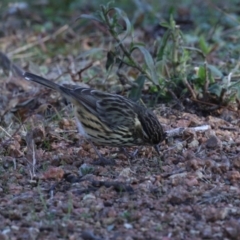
[131, 45, 159, 85]
[128, 75, 145, 101]
[111, 7, 132, 41]
[160, 21, 170, 29]
[197, 66, 206, 84]
[77, 14, 103, 24]
[105, 51, 116, 71]
[228, 80, 240, 98]
[208, 83, 222, 96]
[169, 12, 176, 29]
[229, 79, 240, 89]
[199, 36, 210, 55]
[156, 29, 170, 61]
[207, 64, 223, 78]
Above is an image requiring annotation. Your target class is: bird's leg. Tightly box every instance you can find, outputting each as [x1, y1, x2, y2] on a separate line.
[87, 140, 115, 166]
[154, 144, 163, 170]
[75, 118, 114, 165]
[154, 145, 161, 155]
[118, 147, 132, 166]
[119, 147, 142, 159]
[88, 140, 102, 159]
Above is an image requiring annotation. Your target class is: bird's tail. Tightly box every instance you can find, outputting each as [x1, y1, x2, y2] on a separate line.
[23, 72, 61, 91]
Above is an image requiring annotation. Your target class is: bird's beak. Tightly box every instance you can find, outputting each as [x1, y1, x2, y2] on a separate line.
[154, 145, 161, 155]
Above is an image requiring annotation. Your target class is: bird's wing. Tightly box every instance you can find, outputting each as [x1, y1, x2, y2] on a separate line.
[22, 73, 139, 130]
[24, 72, 62, 91]
[61, 87, 137, 129]
[96, 97, 137, 129]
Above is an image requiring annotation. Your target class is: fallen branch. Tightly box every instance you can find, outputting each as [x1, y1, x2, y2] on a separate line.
[166, 125, 210, 138]
[8, 25, 69, 56]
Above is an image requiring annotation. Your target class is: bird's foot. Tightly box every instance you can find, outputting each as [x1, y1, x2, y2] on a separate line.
[92, 157, 115, 166]
[119, 147, 141, 159]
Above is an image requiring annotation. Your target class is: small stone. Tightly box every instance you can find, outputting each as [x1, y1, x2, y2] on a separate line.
[119, 168, 131, 178]
[188, 139, 199, 148]
[124, 223, 133, 229]
[232, 155, 240, 169]
[206, 135, 222, 149]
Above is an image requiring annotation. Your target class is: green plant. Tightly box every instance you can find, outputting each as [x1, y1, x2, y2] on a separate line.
[77, 2, 240, 108]
[78, 3, 166, 101]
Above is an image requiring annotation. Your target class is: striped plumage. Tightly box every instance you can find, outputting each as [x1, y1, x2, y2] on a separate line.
[23, 72, 165, 154]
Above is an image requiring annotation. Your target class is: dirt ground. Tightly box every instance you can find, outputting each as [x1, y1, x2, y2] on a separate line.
[0, 2, 240, 240]
[0, 78, 239, 239]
